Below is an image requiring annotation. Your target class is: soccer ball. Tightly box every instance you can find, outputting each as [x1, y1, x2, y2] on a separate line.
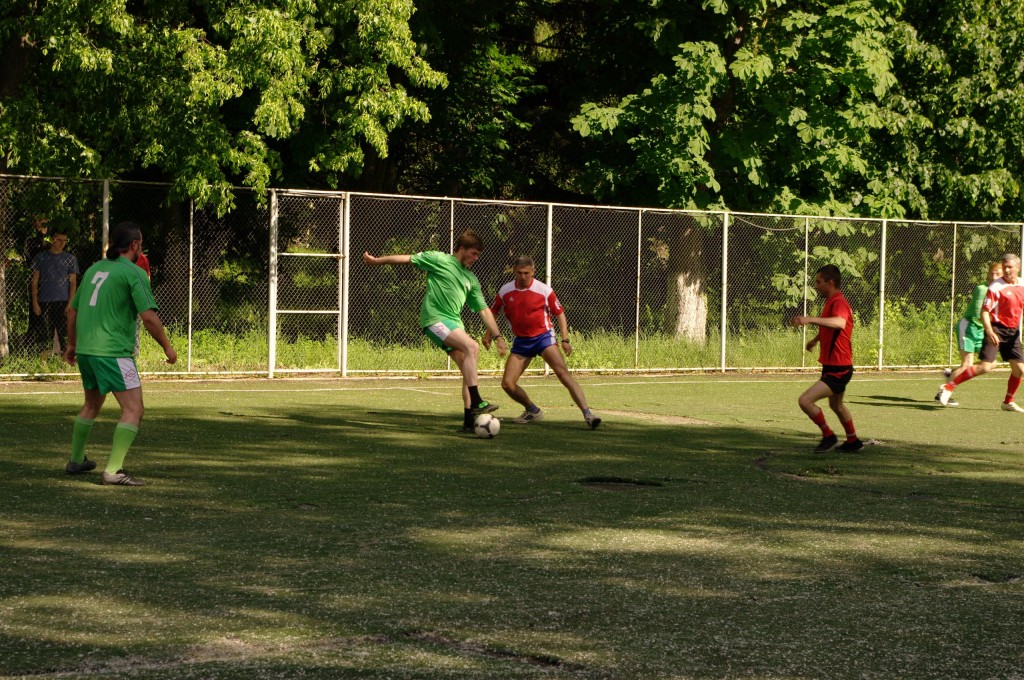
[473, 413, 501, 439]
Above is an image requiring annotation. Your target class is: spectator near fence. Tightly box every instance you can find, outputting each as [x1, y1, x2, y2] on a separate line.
[21, 215, 51, 351]
[30, 230, 78, 359]
[939, 253, 1024, 412]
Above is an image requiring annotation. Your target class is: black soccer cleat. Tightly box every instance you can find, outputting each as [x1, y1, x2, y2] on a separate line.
[470, 401, 499, 415]
[65, 457, 97, 475]
[838, 439, 865, 453]
[814, 434, 838, 453]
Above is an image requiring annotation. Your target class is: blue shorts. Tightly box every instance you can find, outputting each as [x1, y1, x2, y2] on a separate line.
[511, 332, 557, 358]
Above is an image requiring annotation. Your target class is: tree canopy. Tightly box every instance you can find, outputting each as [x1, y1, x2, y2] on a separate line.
[2, 0, 1022, 221]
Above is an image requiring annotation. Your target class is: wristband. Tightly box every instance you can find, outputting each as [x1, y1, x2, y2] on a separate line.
[561, 338, 570, 343]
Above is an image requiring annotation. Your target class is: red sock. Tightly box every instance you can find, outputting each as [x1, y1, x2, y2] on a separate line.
[809, 408, 833, 436]
[841, 419, 857, 442]
[950, 365, 977, 388]
[1005, 376, 1022, 404]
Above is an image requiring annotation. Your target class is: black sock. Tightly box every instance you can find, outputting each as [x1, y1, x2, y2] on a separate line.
[464, 409, 474, 429]
[468, 386, 482, 405]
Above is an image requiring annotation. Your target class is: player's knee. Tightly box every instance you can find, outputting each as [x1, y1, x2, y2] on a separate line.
[501, 377, 517, 394]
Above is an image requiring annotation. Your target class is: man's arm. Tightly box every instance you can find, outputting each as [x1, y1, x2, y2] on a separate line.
[555, 311, 573, 356]
[30, 270, 40, 314]
[66, 271, 77, 308]
[63, 306, 78, 364]
[140, 309, 177, 364]
[981, 309, 998, 346]
[478, 308, 508, 356]
[363, 252, 412, 266]
[790, 315, 846, 330]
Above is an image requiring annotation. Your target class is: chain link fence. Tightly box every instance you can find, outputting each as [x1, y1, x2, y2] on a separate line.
[2, 174, 1022, 378]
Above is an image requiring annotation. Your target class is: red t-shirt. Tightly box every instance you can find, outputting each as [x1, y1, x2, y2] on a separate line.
[136, 252, 151, 278]
[982, 278, 1024, 328]
[818, 291, 854, 366]
[490, 279, 564, 338]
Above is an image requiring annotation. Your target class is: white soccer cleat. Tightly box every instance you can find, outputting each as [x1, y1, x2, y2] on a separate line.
[1000, 401, 1024, 413]
[938, 386, 954, 406]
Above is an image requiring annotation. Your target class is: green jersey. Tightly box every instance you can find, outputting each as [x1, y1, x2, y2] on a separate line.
[409, 251, 487, 327]
[71, 256, 158, 356]
[962, 284, 989, 329]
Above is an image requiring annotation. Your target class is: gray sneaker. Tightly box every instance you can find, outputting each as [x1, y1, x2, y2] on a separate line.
[512, 409, 544, 424]
[585, 414, 602, 430]
[101, 469, 146, 486]
[65, 457, 97, 475]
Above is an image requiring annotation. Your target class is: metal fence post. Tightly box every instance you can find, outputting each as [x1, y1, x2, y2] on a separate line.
[878, 218, 887, 369]
[720, 212, 729, 372]
[634, 209, 642, 369]
[268, 190, 278, 379]
[949, 223, 958, 367]
[187, 201, 195, 373]
[545, 203, 553, 376]
[340, 194, 350, 377]
[102, 180, 110, 254]
[802, 217, 809, 369]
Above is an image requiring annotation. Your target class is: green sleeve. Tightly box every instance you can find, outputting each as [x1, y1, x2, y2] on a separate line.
[963, 284, 988, 321]
[466, 274, 488, 313]
[410, 251, 442, 272]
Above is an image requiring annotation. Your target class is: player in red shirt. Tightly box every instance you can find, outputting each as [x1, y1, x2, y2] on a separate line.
[790, 264, 863, 452]
[482, 256, 601, 429]
[938, 253, 1024, 412]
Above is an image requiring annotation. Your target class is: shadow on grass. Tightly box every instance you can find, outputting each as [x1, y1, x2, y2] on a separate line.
[1, 396, 1024, 679]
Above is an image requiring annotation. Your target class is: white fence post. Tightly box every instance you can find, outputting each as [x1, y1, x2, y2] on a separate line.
[268, 190, 278, 379]
[949, 223, 958, 367]
[339, 195, 349, 376]
[546, 203, 554, 376]
[634, 209, 642, 369]
[878, 218, 887, 370]
[187, 201, 195, 373]
[720, 212, 729, 372]
[802, 217, 809, 369]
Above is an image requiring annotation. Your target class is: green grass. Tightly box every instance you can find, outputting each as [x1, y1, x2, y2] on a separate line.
[1, 372, 1023, 678]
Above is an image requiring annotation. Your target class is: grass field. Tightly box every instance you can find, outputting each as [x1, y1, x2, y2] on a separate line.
[1, 372, 1023, 679]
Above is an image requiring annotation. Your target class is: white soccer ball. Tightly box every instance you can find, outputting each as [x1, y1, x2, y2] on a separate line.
[473, 413, 501, 439]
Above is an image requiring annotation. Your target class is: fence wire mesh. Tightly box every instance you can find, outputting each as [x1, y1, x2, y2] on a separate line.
[2, 174, 1022, 378]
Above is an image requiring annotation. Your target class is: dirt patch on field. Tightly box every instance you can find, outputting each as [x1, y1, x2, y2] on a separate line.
[600, 409, 713, 426]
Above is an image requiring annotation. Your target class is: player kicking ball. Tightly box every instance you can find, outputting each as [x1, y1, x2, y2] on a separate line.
[482, 256, 601, 429]
[790, 264, 863, 453]
[364, 230, 507, 432]
[938, 253, 1024, 412]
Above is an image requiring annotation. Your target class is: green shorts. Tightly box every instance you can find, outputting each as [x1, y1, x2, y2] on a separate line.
[422, 320, 463, 353]
[78, 355, 142, 394]
[956, 318, 986, 353]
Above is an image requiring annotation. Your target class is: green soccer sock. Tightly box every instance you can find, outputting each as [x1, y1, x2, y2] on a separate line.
[105, 423, 140, 474]
[70, 416, 95, 464]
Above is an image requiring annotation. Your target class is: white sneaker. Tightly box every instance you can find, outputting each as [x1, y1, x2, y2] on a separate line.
[1001, 402, 1024, 413]
[938, 386, 954, 406]
[512, 409, 544, 424]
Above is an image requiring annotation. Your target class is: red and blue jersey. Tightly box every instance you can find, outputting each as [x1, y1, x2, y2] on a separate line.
[490, 279, 564, 338]
[982, 278, 1024, 328]
[818, 291, 854, 366]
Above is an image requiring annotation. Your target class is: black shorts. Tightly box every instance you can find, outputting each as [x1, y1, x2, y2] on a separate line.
[979, 324, 1024, 363]
[820, 365, 854, 394]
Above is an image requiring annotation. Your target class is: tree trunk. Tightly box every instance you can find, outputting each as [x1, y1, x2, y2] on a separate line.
[665, 223, 708, 342]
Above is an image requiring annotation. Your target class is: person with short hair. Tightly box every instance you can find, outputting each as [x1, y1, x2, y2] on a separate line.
[363, 230, 507, 432]
[30, 230, 78, 358]
[935, 261, 1003, 406]
[938, 253, 1024, 412]
[790, 264, 863, 452]
[482, 256, 601, 429]
[63, 222, 177, 486]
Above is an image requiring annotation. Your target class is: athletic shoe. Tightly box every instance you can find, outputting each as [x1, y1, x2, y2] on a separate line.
[1001, 402, 1024, 413]
[943, 368, 952, 378]
[838, 439, 864, 452]
[65, 457, 97, 475]
[101, 469, 145, 486]
[938, 386, 954, 406]
[585, 415, 602, 430]
[512, 409, 544, 424]
[814, 434, 838, 453]
[470, 401, 499, 415]
[934, 390, 959, 407]
[456, 425, 474, 434]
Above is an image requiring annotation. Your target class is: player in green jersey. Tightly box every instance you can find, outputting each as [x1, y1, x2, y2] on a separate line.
[364, 230, 508, 432]
[63, 222, 177, 486]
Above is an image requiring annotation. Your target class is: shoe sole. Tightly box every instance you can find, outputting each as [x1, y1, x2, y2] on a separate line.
[471, 404, 499, 415]
[587, 418, 602, 430]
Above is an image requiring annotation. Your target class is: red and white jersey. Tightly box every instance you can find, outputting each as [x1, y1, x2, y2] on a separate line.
[982, 277, 1024, 328]
[490, 279, 564, 338]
